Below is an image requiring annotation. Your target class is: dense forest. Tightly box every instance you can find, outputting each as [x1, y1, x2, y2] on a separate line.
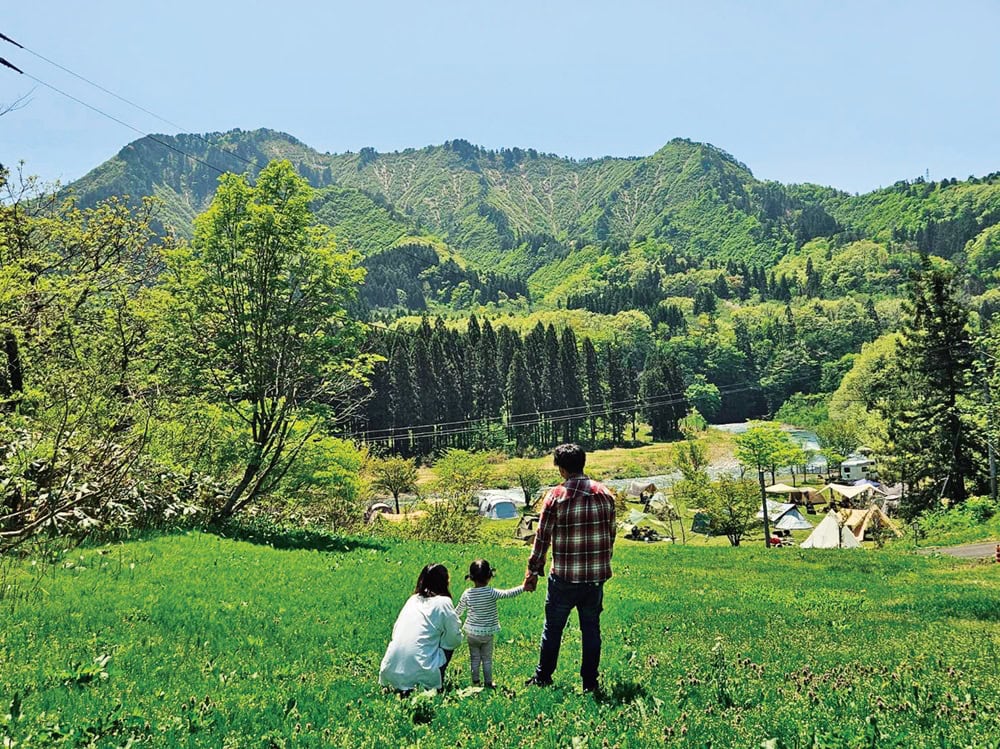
[2, 130, 1000, 554]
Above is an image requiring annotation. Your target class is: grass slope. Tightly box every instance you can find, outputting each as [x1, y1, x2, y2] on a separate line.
[2, 532, 998, 748]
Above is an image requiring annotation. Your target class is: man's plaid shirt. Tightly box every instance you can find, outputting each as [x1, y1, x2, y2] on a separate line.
[527, 475, 616, 584]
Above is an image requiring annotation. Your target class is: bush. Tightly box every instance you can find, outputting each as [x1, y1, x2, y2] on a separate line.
[962, 495, 998, 524]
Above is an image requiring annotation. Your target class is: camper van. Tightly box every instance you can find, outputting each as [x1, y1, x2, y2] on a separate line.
[840, 454, 875, 481]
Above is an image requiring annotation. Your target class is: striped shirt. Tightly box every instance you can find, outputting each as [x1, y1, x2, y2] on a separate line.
[455, 585, 524, 636]
[527, 475, 616, 584]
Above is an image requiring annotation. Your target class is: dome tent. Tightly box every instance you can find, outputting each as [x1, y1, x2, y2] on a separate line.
[479, 496, 519, 520]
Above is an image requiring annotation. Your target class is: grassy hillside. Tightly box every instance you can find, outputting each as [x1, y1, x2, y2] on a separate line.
[2, 532, 998, 747]
[64, 132, 803, 265]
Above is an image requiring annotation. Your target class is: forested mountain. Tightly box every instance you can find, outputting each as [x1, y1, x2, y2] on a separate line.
[10, 129, 1000, 519]
[66, 128, 1000, 289]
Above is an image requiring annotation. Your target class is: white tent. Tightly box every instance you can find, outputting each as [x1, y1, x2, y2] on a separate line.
[756, 500, 814, 531]
[479, 496, 519, 520]
[627, 480, 657, 498]
[800, 511, 861, 549]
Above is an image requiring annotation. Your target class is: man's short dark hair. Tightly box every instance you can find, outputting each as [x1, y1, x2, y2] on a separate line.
[553, 443, 586, 474]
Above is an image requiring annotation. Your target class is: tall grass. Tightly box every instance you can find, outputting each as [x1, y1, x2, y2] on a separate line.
[1, 531, 998, 747]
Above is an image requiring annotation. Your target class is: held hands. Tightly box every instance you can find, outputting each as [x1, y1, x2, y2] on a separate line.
[523, 570, 539, 592]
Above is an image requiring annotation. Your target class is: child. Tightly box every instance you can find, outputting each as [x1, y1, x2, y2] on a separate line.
[455, 559, 523, 688]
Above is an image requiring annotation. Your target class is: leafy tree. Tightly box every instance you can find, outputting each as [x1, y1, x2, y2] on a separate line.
[503, 458, 543, 509]
[685, 376, 721, 421]
[816, 418, 861, 475]
[735, 421, 797, 484]
[702, 476, 760, 546]
[160, 160, 370, 522]
[433, 449, 493, 501]
[0, 168, 169, 547]
[371, 455, 418, 514]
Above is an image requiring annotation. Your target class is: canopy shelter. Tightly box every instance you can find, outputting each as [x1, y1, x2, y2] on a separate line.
[647, 492, 678, 517]
[839, 505, 902, 540]
[624, 509, 669, 527]
[479, 496, 519, 520]
[799, 511, 862, 549]
[756, 500, 814, 531]
[766, 483, 822, 508]
[622, 509, 670, 542]
[822, 482, 877, 503]
[627, 480, 658, 499]
[851, 479, 889, 495]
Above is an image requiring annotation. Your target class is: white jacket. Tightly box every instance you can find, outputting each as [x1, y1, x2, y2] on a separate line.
[379, 594, 463, 691]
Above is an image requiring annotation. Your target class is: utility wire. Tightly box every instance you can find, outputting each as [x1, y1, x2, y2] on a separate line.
[0, 31, 259, 174]
[15, 68, 229, 176]
[354, 377, 767, 440]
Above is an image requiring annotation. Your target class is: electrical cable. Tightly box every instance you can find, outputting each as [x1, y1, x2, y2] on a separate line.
[0, 31, 259, 174]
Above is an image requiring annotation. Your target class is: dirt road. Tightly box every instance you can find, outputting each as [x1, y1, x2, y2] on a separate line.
[918, 541, 1000, 559]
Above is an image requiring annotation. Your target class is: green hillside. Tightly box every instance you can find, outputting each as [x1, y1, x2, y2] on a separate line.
[2, 531, 998, 747]
[61, 128, 1000, 322]
[65, 131, 803, 265]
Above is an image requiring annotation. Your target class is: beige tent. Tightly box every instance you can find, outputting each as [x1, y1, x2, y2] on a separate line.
[839, 505, 902, 540]
[799, 511, 862, 549]
[765, 483, 799, 494]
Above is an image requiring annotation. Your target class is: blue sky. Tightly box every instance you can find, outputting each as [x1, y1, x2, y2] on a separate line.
[2, 1, 998, 193]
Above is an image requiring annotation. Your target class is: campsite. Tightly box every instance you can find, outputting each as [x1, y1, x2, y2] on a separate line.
[6, 3, 1000, 745]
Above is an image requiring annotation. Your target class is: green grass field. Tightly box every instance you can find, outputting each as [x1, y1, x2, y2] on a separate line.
[2, 531, 999, 748]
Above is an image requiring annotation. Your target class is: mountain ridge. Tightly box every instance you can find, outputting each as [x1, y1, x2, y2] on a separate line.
[63, 128, 1000, 314]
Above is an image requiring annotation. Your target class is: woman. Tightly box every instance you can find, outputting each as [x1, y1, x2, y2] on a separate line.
[379, 563, 463, 692]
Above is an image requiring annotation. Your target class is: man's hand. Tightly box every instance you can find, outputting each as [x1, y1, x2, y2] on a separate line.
[523, 570, 539, 592]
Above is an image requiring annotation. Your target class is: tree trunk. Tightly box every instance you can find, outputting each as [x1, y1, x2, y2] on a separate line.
[4, 331, 24, 394]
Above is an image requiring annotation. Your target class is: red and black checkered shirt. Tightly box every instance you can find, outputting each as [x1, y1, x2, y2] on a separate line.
[527, 475, 616, 584]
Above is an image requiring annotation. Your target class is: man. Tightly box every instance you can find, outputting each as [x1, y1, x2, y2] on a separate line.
[524, 443, 616, 693]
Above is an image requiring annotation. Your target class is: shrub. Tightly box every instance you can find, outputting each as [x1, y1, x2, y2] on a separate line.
[962, 495, 998, 524]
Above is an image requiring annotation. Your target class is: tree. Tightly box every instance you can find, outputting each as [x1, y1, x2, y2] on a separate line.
[560, 327, 585, 443]
[503, 458, 543, 509]
[816, 418, 861, 475]
[582, 337, 605, 443]
[506, 348, 536, 450]
[433, 449, 493, 501]
[161, 161, 371, 521]
[734, 421, 797, 547]
[735, 421, 797, 485]
[640, 348, 687, 440]
[0, 167, 167, 548]
[702, 476, 760, 546]
[894, 262, 976, 514]
[371, 455, 418, 514]
[685, 376, 721, 421]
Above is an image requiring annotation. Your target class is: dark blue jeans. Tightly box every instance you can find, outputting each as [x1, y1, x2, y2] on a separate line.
[534, 574, 605, 688]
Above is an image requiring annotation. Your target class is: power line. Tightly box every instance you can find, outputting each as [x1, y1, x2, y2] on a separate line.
[16, 69, 230, 176]
[351, 374, 810, 443]
[354, 376, 765, 440]
[0, 31, 259, 174]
